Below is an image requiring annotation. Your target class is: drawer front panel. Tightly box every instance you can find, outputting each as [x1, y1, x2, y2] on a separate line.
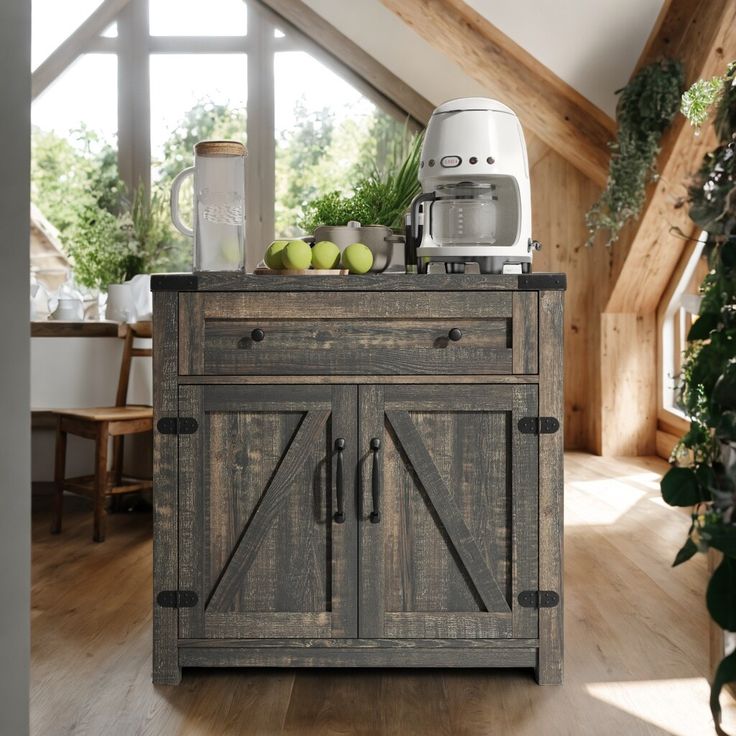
[180, 291, 537, 376]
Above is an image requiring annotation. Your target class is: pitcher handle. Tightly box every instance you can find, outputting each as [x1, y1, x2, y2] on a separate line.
[170, 167, 194, 238]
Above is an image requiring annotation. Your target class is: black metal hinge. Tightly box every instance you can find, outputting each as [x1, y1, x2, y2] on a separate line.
[518, 590, 560, 608]
[518, 416, 560, 435]
[156, 590, 198, 608]
[156, 417, 198, 435]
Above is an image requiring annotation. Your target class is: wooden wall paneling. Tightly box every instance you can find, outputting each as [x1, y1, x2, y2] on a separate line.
[599, 313, 658, 456]
[531, 149, 603, 450]
[379, 0, 614, 185]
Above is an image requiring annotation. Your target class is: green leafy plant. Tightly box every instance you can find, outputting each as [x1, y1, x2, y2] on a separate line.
[660, 60, 736, 735]
[586, 59, 684, 246]
[298, 132, 422, 233]
[67, 185, 173, 289]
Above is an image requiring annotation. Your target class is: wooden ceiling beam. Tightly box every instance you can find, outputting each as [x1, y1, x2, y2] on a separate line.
[379, 0, 614, 186]
[604, 0, 736, 314]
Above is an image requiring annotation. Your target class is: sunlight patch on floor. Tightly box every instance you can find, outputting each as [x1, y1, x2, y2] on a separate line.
[565, 478, 648, 525]
[586, 677, 735, 736]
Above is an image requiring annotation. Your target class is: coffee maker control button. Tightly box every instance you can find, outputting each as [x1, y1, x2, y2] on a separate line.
[440, 156, 461, 168]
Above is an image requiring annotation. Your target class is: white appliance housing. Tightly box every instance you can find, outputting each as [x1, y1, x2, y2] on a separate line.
[414, 97, 535, 273]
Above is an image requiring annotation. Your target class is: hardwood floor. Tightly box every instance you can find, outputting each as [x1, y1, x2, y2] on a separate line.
[31, 453, 736, 735]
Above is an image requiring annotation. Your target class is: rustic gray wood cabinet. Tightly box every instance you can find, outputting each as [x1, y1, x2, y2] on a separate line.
[151, 273, 565, 685]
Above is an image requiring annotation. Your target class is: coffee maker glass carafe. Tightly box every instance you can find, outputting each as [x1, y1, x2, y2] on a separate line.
[170, 140, 246, 271]
[431, 184, 497, 247]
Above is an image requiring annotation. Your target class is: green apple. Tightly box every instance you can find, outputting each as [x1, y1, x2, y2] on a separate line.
[311, 240, 341, 270]
[342, 242, 373, 274]
[281, 239, 312, 270]
[264, 240, 289, 270]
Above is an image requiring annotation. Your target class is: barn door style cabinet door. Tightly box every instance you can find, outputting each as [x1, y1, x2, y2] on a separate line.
[151, 273, 565, 686]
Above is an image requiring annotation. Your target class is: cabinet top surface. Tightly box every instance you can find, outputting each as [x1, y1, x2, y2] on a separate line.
[150, 272, 567, 293]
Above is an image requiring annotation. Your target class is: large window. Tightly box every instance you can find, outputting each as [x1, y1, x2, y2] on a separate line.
[31, 0, 415, 273]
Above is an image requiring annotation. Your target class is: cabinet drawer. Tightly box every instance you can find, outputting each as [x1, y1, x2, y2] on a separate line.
[179, 291, 538, 375]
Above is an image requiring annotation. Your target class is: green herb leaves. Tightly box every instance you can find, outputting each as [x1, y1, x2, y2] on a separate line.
[585, 59, 684, 247]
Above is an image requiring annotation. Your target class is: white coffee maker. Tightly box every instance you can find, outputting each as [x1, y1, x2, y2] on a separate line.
[410, 97, 540, 274]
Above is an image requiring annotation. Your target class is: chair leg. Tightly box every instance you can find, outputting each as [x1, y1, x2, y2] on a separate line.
[111, 436, 125, 512]
[93, 425, 110, 543]
[51, 422, 67, 534]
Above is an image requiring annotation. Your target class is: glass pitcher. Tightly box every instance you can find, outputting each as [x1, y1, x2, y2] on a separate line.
[170, 140, 247, 271]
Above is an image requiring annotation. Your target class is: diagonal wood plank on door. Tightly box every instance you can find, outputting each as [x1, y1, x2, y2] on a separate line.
[385, 410, 511, 614]
[207, 409, 331, 611]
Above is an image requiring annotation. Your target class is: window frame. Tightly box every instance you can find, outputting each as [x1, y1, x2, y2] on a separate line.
[31, 0, 424, 270]
[656, 232, 707, 456]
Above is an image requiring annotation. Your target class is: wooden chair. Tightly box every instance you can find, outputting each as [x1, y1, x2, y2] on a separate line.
[51, 322, 153, 542]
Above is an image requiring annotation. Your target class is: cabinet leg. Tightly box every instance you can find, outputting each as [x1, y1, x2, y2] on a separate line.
[535, 648, 563, 685]
[93, 425, 110, 543]
[152, 666, 182, 686]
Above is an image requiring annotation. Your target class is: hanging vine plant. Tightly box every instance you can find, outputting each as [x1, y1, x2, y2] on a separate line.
[586, 59, 684, 246]
[660, 61, 736, 735]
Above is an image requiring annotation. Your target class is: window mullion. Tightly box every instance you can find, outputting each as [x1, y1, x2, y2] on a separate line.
[245, 3, 275, 270]
[118, 0, 151, 198]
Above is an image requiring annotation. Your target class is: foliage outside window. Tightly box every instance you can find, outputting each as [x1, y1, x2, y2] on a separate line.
[31, 1, 417, 287]
[585, 59, 684, 247]
[658, 61, 736, 734]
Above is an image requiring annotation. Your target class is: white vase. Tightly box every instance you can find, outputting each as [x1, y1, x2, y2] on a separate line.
[106, 283, 135, 322]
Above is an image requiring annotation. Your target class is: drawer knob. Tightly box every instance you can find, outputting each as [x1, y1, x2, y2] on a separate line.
[448, 328, 463, 342]
[251, 328, 265, 342]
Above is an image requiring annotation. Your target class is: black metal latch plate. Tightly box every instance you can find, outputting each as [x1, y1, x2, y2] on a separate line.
[518, 417, 560, 435]
[518, 590, 560, 608]
[157, 590, 198, 608]
[156, 417, 198, 435]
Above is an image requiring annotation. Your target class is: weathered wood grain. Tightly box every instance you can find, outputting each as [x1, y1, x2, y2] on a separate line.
[178, 646, 537, 668]
[512, 292, 539, 374]
[152, 272, 566, 292]
[383, 613, 512, 639]
[537, 290, 564, 684]
[177, 385, 203, 638]
[511, 385, 539, 639]
[179, 374, 540, 385]
[152, 290, 180, 684]
[358, 385, 385, 639]
[207, 409, 330, 612]
[386, 410, 510, 616]
[179, 637, 539, 649]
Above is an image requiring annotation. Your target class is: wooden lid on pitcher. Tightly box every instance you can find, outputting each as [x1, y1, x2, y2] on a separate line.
[194, 140, 247, 157]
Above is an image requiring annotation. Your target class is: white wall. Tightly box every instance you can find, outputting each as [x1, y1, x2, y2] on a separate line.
[32, 338, 153, 482]
[0, 0, 30, 731]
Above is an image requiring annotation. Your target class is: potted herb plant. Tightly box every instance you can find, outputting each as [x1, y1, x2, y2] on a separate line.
[66, 185, 172, 319]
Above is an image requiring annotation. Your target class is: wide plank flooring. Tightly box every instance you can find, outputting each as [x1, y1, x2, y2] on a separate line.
[31, 453, 736, 735]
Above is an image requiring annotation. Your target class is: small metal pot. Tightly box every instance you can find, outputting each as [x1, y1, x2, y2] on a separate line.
[310, 221, 404, 272]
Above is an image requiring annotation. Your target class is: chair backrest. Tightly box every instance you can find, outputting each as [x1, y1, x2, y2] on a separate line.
[115, 321, 153, 407]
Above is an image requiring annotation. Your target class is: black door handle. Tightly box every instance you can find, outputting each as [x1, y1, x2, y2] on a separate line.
[448, 328, 463, 342]
[251, 328, 265, 342]
[334, 438, 345, 523]
[370, 438, 381, 523]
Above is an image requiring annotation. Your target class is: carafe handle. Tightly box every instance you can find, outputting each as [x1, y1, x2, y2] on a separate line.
[170, 166, 195, 238]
